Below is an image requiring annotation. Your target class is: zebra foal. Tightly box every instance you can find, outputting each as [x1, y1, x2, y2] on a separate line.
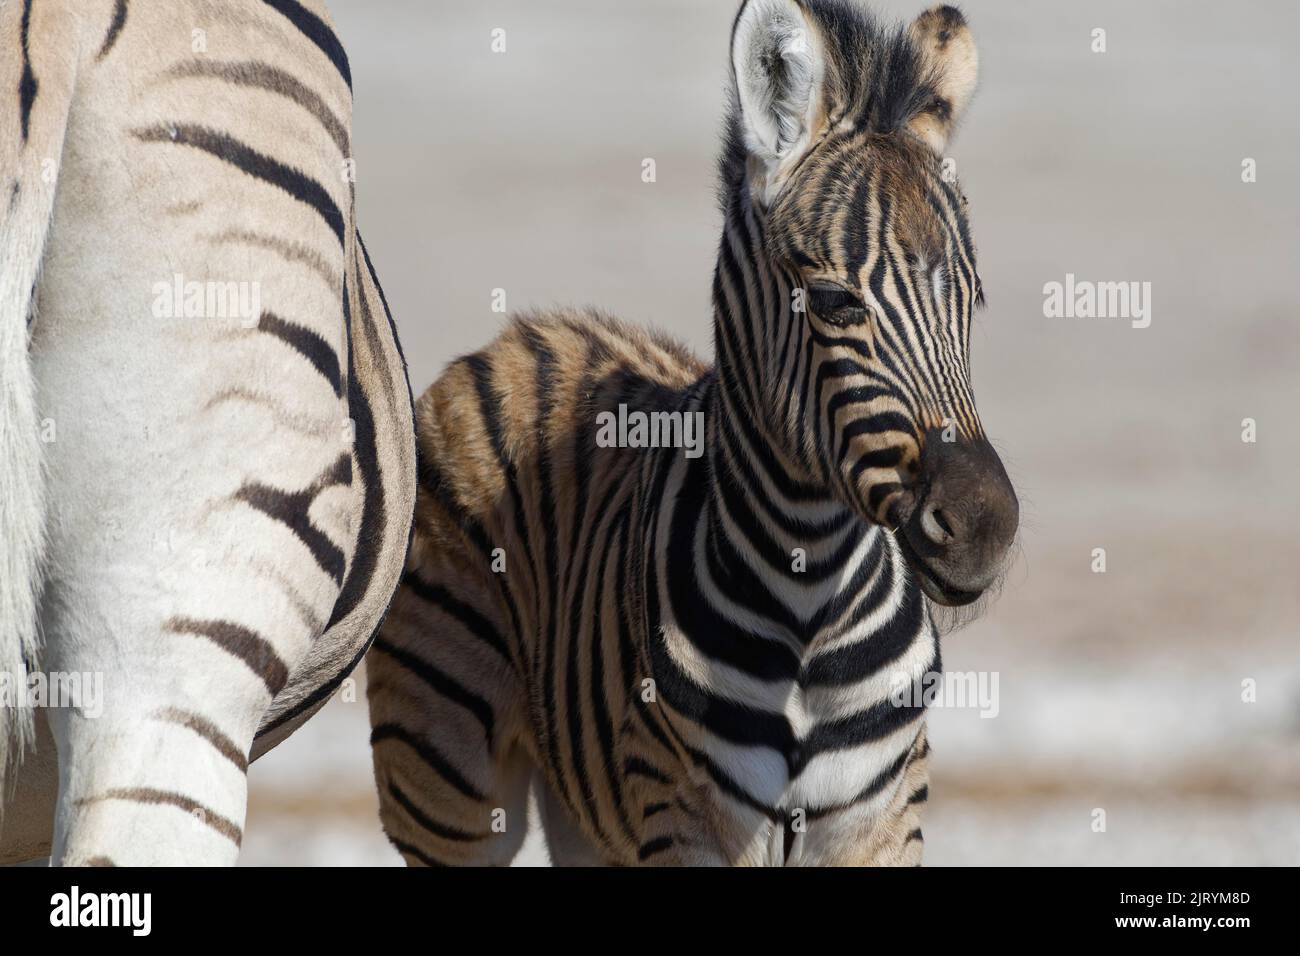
[368, 0, 1019, 867]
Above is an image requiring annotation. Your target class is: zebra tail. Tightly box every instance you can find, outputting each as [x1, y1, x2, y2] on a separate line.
[0, 190, 48, 790]
[0, 2, 78, 794]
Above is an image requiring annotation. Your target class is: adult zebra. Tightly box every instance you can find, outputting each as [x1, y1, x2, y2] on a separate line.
[0, 0, 415, 865]
[368, 0, 1017, 866]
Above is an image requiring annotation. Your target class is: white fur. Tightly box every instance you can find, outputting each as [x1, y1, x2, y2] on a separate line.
[731, 0, 826, 203]
[0, 194, 48, 786]
[931, 265, 946, 307]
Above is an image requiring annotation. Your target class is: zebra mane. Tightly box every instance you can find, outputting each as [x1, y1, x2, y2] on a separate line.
[718, 0, 938, 207]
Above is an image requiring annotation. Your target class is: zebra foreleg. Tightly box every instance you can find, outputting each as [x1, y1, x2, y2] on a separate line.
[800, 730, 933, 867]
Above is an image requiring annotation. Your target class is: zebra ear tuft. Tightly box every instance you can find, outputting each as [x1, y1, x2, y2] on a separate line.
[906, 5, 979, 154]
[731, 0, 826, 204]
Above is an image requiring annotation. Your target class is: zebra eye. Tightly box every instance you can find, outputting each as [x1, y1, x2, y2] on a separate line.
[807, 285, 868, 326]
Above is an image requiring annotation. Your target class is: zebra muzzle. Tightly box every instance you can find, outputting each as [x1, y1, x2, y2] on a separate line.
[896, 435, 1019, 606]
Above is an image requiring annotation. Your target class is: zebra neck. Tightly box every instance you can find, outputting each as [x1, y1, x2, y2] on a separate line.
[674, 195, 908, 647]
[681, 377, 891, 646]
[709, 193, 813, 476]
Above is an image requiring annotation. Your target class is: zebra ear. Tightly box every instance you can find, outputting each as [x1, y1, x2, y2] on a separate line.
[731, 0, 827, 204]
[906, 5, 979, 154]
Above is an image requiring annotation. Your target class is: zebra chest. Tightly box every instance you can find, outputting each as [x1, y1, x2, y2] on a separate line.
[641, 483, 934, 864]
[654, 661, 922, 864]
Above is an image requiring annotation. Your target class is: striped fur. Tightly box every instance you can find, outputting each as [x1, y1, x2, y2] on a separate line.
[0, 0, 415, 865]
[369, 2, 1015, 866]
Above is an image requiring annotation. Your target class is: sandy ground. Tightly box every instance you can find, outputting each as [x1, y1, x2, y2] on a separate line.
[240, 0, 1300, 866]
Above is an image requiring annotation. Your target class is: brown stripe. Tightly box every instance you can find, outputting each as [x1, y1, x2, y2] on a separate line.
[82, 856, 116, 867]
[232, 460, 349, 586]
[131, 123, 346, 247]
[204, 229, 342, 296]
[97, 0, 129, 60]
[78, 788, 243, 846]
[246, 559, 326, 634]
[203, 387, 339, 439]
[153, 707, 249, 773]
[160, 59, 350, 155]
[19, 0, 37, 143]
[165, 616, 289, 695]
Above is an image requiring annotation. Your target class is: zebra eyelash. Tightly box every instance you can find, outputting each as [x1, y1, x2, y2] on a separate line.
[807, 284, 859, 312]
[806, 284, 871, 328]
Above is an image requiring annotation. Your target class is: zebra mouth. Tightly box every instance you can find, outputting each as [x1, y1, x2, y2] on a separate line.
[894, 532, 983, 607]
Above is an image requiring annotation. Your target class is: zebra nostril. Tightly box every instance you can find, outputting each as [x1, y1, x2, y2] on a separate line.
[920, 504, 955, 545]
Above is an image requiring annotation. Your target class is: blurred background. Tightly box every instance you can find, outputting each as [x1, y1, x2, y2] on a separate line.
[241, 0, 1300, 865]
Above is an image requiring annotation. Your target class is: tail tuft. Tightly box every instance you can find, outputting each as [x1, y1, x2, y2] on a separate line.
[0, 251, 45, 788]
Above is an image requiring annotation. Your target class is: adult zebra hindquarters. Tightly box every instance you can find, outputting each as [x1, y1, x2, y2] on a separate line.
[1, 0, 416, 865]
